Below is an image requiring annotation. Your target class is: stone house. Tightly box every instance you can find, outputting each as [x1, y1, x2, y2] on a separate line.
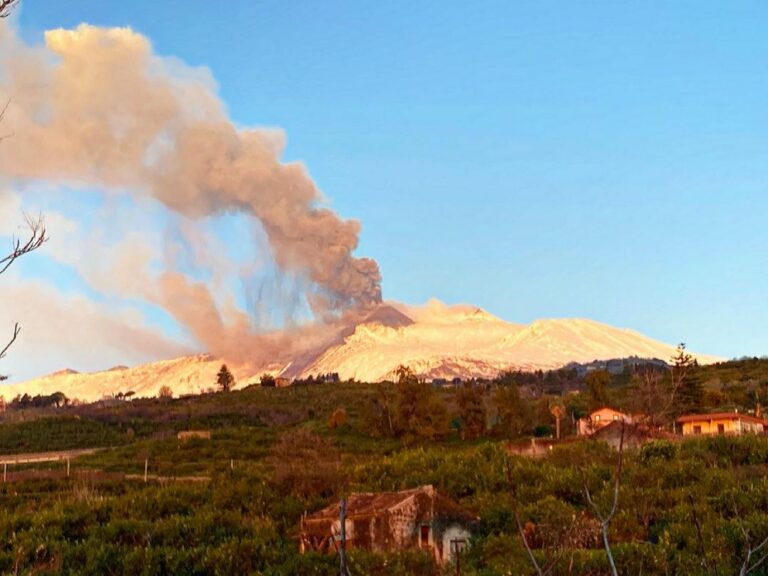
[299, 485, 478, 564]
[591, 420, 674, 450]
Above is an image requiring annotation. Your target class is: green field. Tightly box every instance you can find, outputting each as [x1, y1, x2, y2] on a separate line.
[2, 359, 768, 574]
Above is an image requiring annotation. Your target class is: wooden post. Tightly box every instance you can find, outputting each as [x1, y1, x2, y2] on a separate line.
[67, 458, 70, 478]
[144, 458, 148, 483]
[339, 498, 351, 576]
[3, 463, 5, 483]
[230, 459, 234, 471]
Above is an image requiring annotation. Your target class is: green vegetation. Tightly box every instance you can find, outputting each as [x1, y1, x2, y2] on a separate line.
[217, 364, 235, 393]
[2, 357, 768, 574]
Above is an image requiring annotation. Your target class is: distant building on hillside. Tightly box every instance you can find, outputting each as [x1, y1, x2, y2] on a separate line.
[177, 430, 212, 442]
[576, 407, 633, 436]
[299, 485, 478, 565]
[677, 412, 767, 436]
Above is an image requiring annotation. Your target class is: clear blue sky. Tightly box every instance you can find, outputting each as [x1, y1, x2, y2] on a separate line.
[12, 1, 768, 359]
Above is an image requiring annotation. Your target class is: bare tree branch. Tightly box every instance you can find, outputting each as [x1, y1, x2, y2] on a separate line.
[0, 213, 47, 275]
[583, 423, 624, 576]
[514, 503, 545, 576]
[0, 99, 12, 144]
[0, 323, 19, 381]
[0, 323, 19, 361]
[688, 493, 719, 576]
[507, 460, 576, 576]
[0, 0, 18, 18]
[733, 503, 768, 576]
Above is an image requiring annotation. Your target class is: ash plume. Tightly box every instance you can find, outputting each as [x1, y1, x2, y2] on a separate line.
[0, 23, 381, 364]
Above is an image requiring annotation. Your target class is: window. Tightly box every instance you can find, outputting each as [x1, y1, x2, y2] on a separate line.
[613, 415, 619, 421]
[718, 424, 725, 435]
[420, 525, 430, 547]
[594, 415, 601, 422]
[693, 425, 702, 435]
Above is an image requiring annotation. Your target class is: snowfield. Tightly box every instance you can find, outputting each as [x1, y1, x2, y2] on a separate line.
[1, 300, 720, 402]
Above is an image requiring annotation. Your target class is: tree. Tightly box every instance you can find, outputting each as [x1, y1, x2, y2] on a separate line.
[0, 0, 48, 381]
[158, 385, 173, 400]
[260, 374, 276, 387]
[672, 343, 702, 416]
[583, 425, 625, 576]
[366, 382, 395, 437]
[492, 373, 529, 436]
[629, 365, 666, 424]
[216, 364, 235, 392]
[455, 382, 486, 439]
[585, 370, 612, 411]
[550, 403, 565, 440]
[267, 428, 342, 499]
[392, 365, 447, 442]
[328, 407, 348, 429]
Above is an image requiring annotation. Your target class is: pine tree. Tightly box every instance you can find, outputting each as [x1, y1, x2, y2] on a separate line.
[217, 364, 235, 392]
[670, 343, 700, 417]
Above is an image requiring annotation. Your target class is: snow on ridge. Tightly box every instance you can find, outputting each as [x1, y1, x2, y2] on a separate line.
[2, 300, 722, 401]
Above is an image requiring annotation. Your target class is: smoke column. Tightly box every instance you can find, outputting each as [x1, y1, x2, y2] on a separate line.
[0, 24, 381, 362]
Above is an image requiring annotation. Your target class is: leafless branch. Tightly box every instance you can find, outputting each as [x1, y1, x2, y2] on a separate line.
[0, 323, 19, 361]
[0, 323, 19, 380]
[0, 0, 18, 18]
[0, 213, 47, 275]
[507, 460, 574, 576]
[512, 493, 545, 576]
[583, 422, 624, 576]
[688, 493, 719, 576]
[733, 503, 768, 576]
[0, 99, 13, 143]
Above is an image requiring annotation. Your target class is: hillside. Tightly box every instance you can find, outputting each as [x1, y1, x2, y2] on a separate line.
[0, 355, 261, 402]
[1, 373, 768, 575]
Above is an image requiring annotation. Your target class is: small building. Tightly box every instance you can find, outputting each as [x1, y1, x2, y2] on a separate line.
[577, 407, 633, 436]
[275, 377, 291, 388]
[299, 485, 478, 565]
[592, 421, 673, 450]
[677, 413, 767, 436]
[177, 430, 212, 442]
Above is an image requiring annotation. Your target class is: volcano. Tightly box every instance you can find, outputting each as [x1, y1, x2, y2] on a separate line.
[1, 300, 720, 401]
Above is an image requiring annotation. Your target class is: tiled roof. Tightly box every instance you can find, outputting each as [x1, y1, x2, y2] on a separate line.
[303, 485, 477, 524]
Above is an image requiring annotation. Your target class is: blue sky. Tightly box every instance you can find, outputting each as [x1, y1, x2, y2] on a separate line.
[9, 0, 768, 361]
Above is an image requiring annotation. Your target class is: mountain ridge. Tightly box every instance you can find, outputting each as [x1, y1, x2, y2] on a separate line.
[0, 301, 721, 401]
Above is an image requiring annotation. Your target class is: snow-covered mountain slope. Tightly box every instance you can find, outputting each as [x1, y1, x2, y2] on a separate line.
[299, 299, 720, 382]
[1, 299, 720, 401]
[0, 355, 262, 403]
